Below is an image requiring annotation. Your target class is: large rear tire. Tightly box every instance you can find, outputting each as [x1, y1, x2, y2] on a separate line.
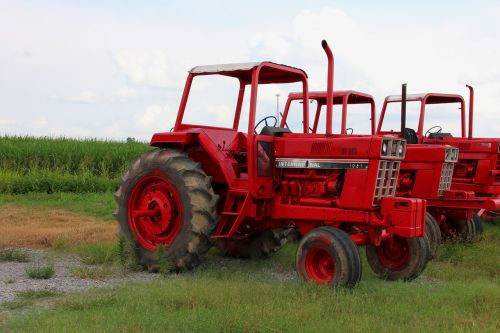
[114, 149, 218, 272]
[296, 227, 361, 288]
[472, 213, 484, 237]
[215, 229, 289, 258]
[366, 235, 430, 281]
[425, 212, 441, 258]
[446, 219, 476, 242]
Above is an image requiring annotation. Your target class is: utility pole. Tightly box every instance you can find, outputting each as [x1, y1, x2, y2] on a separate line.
[276, 93, 280, 124]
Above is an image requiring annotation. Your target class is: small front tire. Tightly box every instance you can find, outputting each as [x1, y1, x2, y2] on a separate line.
[296, 227, 361, 288]
[366, 235, 430, 281]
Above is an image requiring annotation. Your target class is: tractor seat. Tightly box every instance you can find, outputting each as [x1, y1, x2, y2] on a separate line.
[403, 128, 418, 144]
[260, 126, 291, 137]
[428, 132, 453, 140]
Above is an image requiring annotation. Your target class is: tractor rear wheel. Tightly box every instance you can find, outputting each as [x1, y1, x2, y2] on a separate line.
[215, 229, 289, 258]
[446, 219, 476, 242]
[472, 213, 484, 237]
[366, 235, 430, 281]
[425, 212, 441, 258]
[296, 227, 361, 288]
[114, 149, 218, 272]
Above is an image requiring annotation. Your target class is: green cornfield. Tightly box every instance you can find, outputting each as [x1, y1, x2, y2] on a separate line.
[0, 136, 151, 194]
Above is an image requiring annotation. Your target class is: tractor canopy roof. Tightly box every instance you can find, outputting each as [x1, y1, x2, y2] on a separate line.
[189, 62, 307, 84]
[385, 93, 465, 105]
[288, 90, 374, 105]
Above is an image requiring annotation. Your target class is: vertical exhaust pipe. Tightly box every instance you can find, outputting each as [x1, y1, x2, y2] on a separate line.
[401, 83, 407, 138]
[322, 40, 334, 135]
[466, 84, 474, 139]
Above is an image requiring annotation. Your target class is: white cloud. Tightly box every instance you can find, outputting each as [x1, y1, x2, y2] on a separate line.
[135, 104, 176, 133]
[115, 51, 184, 88]
[67, 91, 98, 104]
[113, 86, 137, 102]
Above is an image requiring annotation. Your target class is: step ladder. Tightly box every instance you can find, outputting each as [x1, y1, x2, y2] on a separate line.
[212, 190, 250, 239]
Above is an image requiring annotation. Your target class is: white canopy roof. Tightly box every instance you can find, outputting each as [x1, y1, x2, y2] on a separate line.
[190, 62, 262, 74]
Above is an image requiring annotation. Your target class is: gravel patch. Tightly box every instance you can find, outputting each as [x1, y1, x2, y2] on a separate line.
[1, 248, 298, 305]
[0, 249, 156, 303]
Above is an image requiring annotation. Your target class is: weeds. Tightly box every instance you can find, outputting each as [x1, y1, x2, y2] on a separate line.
[157, 244, 169, 276]
[25, 257, 55, 279]
[0, 249, 30, 263]
[74, 243, 117, 265]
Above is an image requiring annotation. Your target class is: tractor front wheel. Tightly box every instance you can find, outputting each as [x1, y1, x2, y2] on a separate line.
[296, 227, 361, 288]
[366, 235, 430, 281]
[114, 149, 218, 272]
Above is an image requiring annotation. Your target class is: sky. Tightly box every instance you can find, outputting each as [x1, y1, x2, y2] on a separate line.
[0, 0, 499, 140]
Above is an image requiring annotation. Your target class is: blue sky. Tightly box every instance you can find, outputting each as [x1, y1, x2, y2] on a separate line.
[1, 0, 499, 140]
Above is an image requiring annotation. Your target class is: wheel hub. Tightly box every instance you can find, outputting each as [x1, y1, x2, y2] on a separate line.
[377, 236, 410, 270]
[304, 246, 336, 284]
[128, 175, 182, 250]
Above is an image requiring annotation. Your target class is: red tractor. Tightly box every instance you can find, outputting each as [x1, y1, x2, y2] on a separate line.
[115, 41, 429, 287]
[377, 87, 500, 234]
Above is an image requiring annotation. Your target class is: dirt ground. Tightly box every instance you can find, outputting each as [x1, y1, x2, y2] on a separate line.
[0, 205, 117, 248]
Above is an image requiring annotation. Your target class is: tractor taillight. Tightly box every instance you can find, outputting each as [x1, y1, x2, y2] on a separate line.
[381, 139, 406, 159]
[373, 160, 400, 205]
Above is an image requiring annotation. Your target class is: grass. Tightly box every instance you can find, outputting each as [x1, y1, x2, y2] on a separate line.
[63, 243, 119, 265]
[2, 290, 60, 310]
[69, 265, 116, 279]
[0, 248, 30, 263]
[0, 192, 115, 220]
[2, 223, 499, 332]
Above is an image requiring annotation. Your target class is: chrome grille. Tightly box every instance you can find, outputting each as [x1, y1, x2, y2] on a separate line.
[374, 160, 400, 204]
[439, 162, 454, 196]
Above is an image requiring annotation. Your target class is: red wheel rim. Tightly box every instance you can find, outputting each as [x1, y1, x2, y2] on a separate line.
[128, 174, 182, 250]
[377, 236, 410, 270]
[304, 246, 336, 284]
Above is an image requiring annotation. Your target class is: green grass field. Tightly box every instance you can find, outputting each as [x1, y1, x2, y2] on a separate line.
[1, 136, 499, 332]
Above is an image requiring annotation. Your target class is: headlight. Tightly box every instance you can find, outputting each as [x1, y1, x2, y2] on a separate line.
[382, 142, 388, 155]
[380, 139, 405, 158]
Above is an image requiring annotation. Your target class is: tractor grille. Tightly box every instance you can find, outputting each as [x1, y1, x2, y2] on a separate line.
[439, 162, 454, 196]
[373, 160, 400, 204]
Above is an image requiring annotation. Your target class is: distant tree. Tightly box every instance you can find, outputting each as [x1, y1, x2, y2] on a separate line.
[126, 137, 136, 143]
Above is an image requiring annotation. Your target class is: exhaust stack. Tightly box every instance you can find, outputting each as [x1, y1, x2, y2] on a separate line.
[401, 83, 407, 137]
[322, 40, 334, 135]
[466, 85, 474, 139]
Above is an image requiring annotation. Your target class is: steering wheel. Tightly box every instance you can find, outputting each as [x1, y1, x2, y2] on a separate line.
[425, 125, 442, 138]
[254, 116, 277, 134]
[345, 128, 353, 135]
